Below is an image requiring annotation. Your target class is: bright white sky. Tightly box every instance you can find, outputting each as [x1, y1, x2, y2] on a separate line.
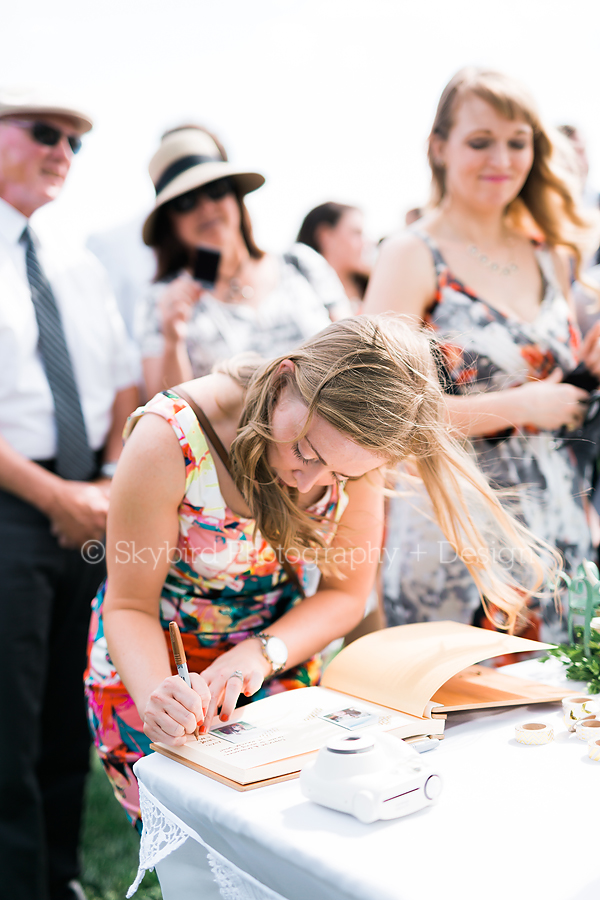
[4, 0, 600, 252]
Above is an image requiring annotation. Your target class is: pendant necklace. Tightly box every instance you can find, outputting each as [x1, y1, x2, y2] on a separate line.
[222, 256, 254, 303]
[226, 278, 255, 302]
[467, 243, 518, 276]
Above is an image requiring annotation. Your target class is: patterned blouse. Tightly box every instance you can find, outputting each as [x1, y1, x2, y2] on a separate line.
[136, 252, 339, 378]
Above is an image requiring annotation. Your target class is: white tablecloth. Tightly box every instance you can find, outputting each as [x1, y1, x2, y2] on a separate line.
[132, 659, 599, 900]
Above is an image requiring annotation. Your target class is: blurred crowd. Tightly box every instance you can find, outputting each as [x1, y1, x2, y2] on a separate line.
[3, 65, 600, 900]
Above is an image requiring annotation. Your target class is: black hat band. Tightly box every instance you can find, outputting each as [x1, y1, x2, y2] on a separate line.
[154, 154, 223, 196]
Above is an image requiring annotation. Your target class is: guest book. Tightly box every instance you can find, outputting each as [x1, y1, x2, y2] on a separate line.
[151, 621, 571, 790]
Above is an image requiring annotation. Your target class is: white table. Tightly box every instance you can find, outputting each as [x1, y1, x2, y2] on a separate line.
[130, 659, 599, 900]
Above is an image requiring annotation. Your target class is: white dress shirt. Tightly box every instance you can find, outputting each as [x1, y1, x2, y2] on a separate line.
[0, 197, 135, 460]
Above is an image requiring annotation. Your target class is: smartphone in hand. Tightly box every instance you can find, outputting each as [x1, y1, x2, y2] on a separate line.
[193, 247, 221, 289]
[561, 363, 600, 393]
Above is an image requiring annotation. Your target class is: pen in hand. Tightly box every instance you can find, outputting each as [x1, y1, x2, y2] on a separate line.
[169, 621, 200, 741]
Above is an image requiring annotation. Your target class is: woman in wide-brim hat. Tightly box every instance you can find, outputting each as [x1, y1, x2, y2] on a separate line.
[138, 125, 346, 397]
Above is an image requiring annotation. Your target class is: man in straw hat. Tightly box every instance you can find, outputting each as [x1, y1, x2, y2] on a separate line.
[0, 87, 138, 900]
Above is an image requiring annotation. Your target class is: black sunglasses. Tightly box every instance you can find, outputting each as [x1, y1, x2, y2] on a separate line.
[166, 178, 235, 214]
[7, 118, 83, 154]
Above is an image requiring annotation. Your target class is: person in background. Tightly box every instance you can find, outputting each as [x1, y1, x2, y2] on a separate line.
[405, 207, 425, 227]
[296, 201, 373, 311]
[556, 125, 598, 207]
[364, 67, 600, 644]
[138, 126, 343, 399]
[87, 217, 155, 344]
[87, 215, 155, 392]
[556, 124, 600, 269]
[0, 87, 138, 900]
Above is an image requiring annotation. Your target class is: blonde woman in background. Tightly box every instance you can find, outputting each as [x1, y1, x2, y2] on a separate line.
[364, 67, 600, 642]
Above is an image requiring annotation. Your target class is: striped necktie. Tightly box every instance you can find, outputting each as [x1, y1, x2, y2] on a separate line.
[21, 227, 96, 481]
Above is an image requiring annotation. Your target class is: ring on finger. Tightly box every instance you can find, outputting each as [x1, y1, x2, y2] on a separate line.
[229, 670, 244, 680]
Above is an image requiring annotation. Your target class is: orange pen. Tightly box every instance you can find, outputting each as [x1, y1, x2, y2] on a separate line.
[168, 621, 200, 740]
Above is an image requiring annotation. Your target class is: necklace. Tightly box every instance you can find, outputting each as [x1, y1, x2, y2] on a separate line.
[225, 277, 255, 303]
[220, 254, 255, 303]
[468, 244, 518, 276]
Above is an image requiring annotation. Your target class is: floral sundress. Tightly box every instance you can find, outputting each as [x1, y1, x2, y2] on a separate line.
[382, 232, 592, 643]
[85, 391, 347, 829]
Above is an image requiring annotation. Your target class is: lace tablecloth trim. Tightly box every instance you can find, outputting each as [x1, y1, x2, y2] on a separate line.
[127, 781, 286, 900]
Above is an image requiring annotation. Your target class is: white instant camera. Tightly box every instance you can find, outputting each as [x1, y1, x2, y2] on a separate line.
[299, 732, 442, 824]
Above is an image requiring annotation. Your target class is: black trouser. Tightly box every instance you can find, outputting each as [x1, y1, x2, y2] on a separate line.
[0, 489, 105, 899]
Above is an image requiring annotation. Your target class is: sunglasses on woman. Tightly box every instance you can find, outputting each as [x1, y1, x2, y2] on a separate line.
[6, 118, 83, 154]
[166, 178, 235, 214]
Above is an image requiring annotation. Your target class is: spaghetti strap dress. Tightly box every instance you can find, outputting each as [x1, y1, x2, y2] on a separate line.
[84, 390, 348, 830]
[382, 231, 592, 643]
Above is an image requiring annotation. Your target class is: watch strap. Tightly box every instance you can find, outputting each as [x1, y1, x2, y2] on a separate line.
[256, 632, 285, 675]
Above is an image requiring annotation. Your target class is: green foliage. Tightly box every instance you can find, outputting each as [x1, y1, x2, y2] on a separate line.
[541, 625, 600, 694]
[80, 753, 162, 900]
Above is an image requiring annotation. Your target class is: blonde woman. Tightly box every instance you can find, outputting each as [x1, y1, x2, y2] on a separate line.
[85, 315, 553, 830]
[364, 67, 599, 640]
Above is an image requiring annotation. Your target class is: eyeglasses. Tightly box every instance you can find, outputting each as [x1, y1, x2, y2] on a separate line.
[166, 178, 235, 214]
[5, 119, 83, 154]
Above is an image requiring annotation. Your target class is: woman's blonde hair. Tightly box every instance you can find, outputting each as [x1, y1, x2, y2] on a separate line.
[218, 315, 557, 632]
[428, 67, 594, 279]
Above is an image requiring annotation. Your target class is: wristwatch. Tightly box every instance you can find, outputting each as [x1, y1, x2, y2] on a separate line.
[255, 633, 288, 675]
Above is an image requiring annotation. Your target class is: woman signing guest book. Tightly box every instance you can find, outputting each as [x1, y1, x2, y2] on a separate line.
[85, 316, 558, 827]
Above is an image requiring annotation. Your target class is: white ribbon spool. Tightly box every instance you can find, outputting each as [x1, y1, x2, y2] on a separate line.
[575, 718, 600, 742]
[562, 696, 599, 732]
[515, 722, 554, 745]
[588, 738, 600, 761]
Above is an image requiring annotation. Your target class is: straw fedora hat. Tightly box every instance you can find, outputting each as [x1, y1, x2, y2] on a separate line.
[143, 127, 265, 246]
[0, 85, 93, 133]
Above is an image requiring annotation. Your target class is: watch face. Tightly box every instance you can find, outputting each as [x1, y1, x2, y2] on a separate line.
[265, 636, 288, 667]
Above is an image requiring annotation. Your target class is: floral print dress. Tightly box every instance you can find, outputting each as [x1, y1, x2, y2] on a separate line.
[382, 232, 592, 643]
[85, 391, 347, 829]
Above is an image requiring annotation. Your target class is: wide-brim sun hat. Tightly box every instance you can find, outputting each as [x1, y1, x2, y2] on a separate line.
[0, 85, 93, 134]
[143, 127, 265, 246]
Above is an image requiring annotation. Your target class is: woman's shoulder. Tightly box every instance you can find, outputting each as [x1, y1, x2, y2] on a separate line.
[283, 243, 350, 313]
[178, 373, 246, 445]
[124, 388, 215, 469]
[381, 225, 431, 251]
[377, 227, 440, 275]
[363, 229, 437, 318]
[283, 242, 338, 283]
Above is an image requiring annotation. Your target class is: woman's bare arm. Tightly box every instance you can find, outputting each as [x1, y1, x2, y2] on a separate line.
[102, 412, 210, 743]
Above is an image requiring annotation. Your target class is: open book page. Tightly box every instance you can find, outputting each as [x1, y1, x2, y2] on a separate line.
[431, 665, 573, 711]
[321, 621, 553, 718]
[152, 685, 443, 784]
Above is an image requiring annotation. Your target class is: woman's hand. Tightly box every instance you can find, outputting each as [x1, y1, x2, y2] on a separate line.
[580, 321, 600, 379]
[512, 368, 589, 431]
[142, 673, 211, 746]
[158, 275, 202, 344]
[199, 639, 272, 733]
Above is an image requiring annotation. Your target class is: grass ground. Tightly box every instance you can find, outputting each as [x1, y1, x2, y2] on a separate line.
[80, 753, 162, 900]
